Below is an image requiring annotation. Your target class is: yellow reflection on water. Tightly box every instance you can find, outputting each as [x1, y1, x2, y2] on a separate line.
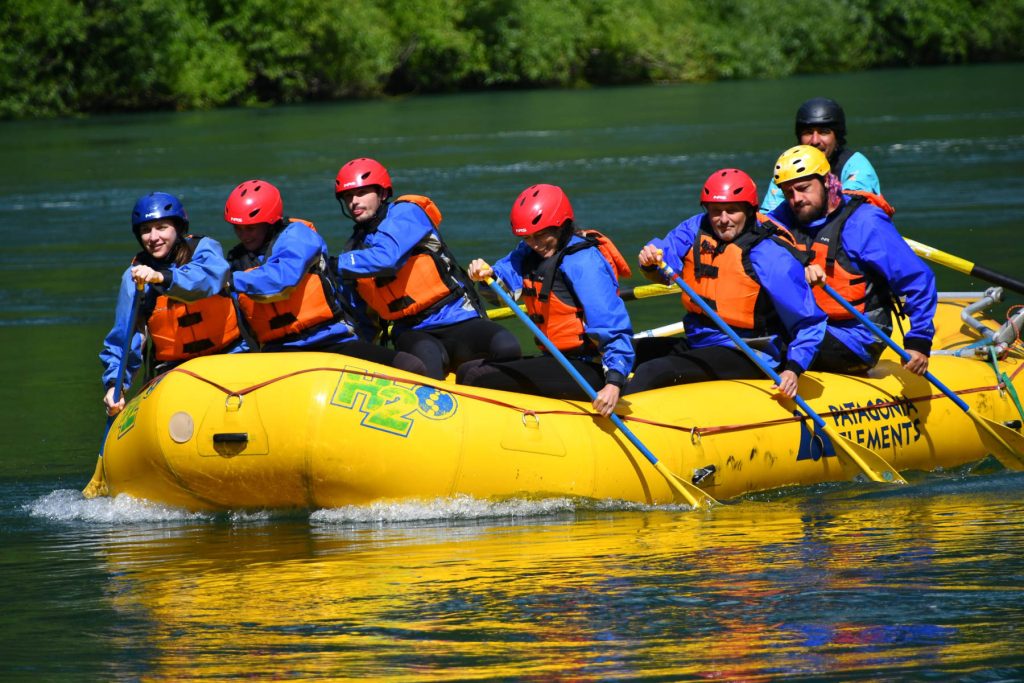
[98, 482, 1024, 680]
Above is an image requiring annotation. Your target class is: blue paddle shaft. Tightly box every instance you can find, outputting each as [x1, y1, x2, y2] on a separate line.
[819, 283, 970, 412]
[485, 278, 664, 467]
[101, 283, 144, 451]
[113, 284, 145, 403]
[658, 263, 827, 430]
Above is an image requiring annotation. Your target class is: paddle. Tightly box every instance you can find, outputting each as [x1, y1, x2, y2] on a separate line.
[633, 321, 686, 339]
[904, 238, 1024, 296]
[486, 282, 676, 321]
[820, 282, 1024, 471]
[484, 276, 717, 508]
[657, 261, 907, 484]
[83, 281, 145, 498]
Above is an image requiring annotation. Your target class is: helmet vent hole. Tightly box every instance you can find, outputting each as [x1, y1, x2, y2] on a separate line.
[531, 214, 542, 225]
[359, 172, 371, 181]
[248, 209, 260, 218]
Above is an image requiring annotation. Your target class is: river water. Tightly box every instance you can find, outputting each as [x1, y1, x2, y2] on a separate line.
[3, 64, 1024, 679]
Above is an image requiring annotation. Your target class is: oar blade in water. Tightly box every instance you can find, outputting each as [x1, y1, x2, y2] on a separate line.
[823, 424, 908, 484]
[652, 460, 716, 509]
[971, 413, 1024, 471]
[83, 455, 108, 498]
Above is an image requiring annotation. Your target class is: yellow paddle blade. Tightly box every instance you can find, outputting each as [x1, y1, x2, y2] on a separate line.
[971, 413, 1024, 471]
[82, 456, 109, 498]
[653, 460, 717, 508]
[904, 238, 975, 275]
[627, 284, 677, 301]
[822, 424, 908, 484]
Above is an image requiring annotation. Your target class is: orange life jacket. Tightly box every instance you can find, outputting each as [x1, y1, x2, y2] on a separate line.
[577, 229, 632, 281]
[843, 189, 895, 217]
[229, 218, 342, 344]
[134, 236, 241, 362]
[520, 231, 628, 353]
[781, 196, 891, 321]
[148, 294, 240, 361]
[680, 220, 779, 333]
[828, 147, 896, 216]
[353, 195, 474, 322]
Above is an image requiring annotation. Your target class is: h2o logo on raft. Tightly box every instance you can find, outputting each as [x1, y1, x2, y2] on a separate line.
[330, 370, 458, 437]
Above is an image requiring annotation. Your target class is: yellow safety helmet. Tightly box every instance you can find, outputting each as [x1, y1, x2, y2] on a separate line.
[772, 145, 830, 185]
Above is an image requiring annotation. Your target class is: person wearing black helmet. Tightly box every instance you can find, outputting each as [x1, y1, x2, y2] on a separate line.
[761, 97, 882, 213]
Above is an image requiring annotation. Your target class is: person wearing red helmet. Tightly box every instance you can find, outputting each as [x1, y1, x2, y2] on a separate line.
[224, 179, 426, 374]
[334, 157, 521, 379]
[101, 191, 243, 416]
[625, 168, 826, 396]
[459, 184, 634, 417]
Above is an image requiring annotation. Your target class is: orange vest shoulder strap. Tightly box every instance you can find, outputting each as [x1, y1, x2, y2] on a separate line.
[395, 194, 443, 227]
[576, 229, 632, 280]
[842, 190, 895, 217]
[287, 217, 318, 232]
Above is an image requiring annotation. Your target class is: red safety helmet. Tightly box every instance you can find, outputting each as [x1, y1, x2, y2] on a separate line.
[700, 168, 758, 207]
[335, 157, 392, 196]
[224, 180, 283, 226]
[510, 184, 574, 236]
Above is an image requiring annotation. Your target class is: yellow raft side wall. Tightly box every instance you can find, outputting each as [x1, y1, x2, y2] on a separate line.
[102, 301, 1024, 511]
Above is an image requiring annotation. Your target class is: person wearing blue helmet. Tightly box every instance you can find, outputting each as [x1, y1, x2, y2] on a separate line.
[761, 97, 885, 213]
[100, 192, 242, 416]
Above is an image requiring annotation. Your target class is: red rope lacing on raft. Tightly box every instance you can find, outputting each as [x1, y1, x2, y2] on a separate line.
[154, 365, 1012, 440]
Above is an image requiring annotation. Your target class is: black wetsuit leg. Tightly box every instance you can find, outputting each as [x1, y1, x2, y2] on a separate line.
[456, 355, 603, 401]
[313, 339, 428, 376]
[394, 318, 523, 380]
[809, 330, 882, 375]
[623, 345, 763, 395]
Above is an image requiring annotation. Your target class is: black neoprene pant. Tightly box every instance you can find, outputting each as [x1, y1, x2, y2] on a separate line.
[393, 317, 522, 379]
[302, 339, 428, 376]
[623, 341, 763, 394]
[456, 355, 605, 400]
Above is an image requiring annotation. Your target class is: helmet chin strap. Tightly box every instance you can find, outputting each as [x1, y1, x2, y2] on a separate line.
[336, 194, 353, 220]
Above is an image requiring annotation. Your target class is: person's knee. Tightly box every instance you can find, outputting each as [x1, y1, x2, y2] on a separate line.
[394, 351, 428, 377]
[456, 358, 490, 386]
[398, 337, 446, 379]
[489, 329, 522, 362]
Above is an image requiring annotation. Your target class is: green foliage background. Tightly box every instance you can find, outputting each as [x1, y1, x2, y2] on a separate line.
[3, 0, 1022, 119]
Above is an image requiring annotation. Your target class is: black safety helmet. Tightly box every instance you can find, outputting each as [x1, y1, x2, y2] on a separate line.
[795, 97, 846, 145]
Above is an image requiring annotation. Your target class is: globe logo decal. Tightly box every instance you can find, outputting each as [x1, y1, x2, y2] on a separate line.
[414, 386, 457, 419]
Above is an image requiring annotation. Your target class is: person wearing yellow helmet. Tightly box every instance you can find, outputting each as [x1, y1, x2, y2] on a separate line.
[763, 145, 936, 376]
[761, 97, 882, 213]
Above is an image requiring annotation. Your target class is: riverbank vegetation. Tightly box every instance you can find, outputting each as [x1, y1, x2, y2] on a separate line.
[3, 0, 1022, 119]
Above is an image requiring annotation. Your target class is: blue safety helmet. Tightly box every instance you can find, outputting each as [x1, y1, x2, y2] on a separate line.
[131, 192, 189, 237]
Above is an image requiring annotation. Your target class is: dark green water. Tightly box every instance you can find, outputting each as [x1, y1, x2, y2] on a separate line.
[2, 64, 1024, 679]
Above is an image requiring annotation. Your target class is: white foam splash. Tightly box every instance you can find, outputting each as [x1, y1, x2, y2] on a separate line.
[310, 494, 670, 525]
[23, 489, 210, 524]
[24, 491, 684, 526]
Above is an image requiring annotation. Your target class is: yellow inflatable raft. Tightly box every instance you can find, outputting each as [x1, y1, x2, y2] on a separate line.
[91, 297, 1024, 511]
